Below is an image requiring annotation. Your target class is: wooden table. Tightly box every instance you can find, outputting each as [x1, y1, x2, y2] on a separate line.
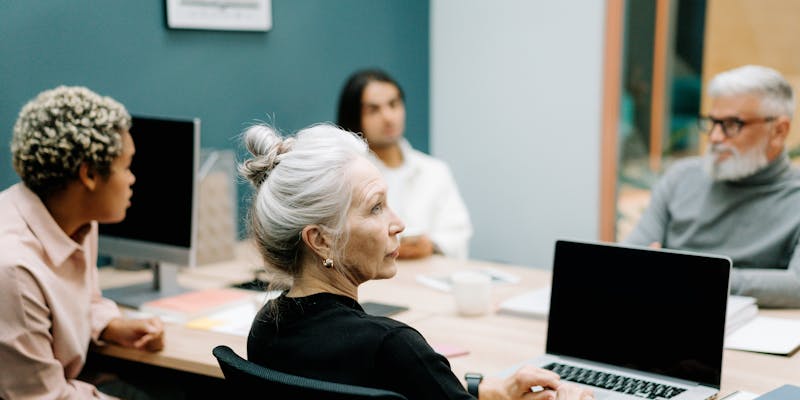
[96, 243, 800, 395]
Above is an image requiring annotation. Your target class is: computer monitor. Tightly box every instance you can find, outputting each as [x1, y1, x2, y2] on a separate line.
[100, 115, 200, 308]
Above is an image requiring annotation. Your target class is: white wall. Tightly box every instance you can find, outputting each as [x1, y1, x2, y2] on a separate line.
[431, 0, 606, 268]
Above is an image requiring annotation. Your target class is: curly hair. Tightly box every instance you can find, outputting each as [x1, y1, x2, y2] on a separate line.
[11, 86, 131, 198]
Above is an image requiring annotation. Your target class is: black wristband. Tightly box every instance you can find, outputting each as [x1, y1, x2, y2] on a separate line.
[464, 372, 483, 397]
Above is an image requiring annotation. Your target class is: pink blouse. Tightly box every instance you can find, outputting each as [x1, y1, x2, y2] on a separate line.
[0, 183, 122, 399]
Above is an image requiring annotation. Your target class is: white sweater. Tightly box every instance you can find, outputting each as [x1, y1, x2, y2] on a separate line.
[368, 139, 473, 259]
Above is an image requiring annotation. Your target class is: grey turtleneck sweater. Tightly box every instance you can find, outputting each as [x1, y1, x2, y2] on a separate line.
[624, 154, 800, 307]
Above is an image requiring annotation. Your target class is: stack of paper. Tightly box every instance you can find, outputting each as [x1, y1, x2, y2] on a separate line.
[140, 288, 256, 322]
[725, 316, 800, 355]
[497, 286, 551, 319]
[185, 300, 262, 336]
[185, 290, 280, 336]
[725, 295, 758, 336]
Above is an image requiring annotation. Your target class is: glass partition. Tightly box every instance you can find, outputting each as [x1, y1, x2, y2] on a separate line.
[615, 0, 706, 241]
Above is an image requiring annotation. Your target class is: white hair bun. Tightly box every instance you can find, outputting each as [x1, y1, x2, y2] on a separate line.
[239, 124, 295, 187]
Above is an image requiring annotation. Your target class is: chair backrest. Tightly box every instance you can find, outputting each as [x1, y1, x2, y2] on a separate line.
[212, 345, 408, 399]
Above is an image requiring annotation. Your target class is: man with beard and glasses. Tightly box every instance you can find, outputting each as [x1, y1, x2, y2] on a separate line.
[624, 65, 800, 308]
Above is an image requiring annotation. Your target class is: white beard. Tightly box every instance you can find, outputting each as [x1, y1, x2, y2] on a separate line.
[703, 138, 769, 181]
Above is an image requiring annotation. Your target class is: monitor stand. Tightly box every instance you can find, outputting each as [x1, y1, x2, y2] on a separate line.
[102, 261, 190, 309]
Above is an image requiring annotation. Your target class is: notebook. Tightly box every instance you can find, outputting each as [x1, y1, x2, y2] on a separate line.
[754, 384, 800, 400]
[724, 316, 800, 355]
[140, 288, 256, 322]
[526, 240, 731, 400]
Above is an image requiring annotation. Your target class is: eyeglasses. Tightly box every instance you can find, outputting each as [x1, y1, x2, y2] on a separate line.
[697, 115, 776, 138]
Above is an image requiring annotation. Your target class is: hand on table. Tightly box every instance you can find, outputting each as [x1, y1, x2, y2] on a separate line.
[101, 317, 164, 352]
[398, 235, 435, 259]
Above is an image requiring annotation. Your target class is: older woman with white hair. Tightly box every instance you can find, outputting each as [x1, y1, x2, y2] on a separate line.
[0, 86, 164, 399]
[242, 123, 592, 400]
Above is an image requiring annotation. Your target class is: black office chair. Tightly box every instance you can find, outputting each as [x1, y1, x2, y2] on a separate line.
[212, 345, 408, 399]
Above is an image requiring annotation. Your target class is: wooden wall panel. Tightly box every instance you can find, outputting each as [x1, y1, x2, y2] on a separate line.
[600, 0, 625, 242]
[703, 0, 800, 149]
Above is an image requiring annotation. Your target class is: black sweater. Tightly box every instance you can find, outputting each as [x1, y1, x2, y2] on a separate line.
[247, 292, 474, 399]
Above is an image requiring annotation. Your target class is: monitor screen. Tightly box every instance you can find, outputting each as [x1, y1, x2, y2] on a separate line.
[546, 240, 730, 388]
[99, 115, 199, 267]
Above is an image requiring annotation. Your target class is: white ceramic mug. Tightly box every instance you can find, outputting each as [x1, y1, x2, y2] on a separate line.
[451, 271, 492, 316]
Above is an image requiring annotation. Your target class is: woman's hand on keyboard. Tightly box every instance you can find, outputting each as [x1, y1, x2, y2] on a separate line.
[556, 383, 594, 400]
[478, 365, 572, 400]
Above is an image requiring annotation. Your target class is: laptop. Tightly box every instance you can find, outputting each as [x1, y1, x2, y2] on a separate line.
[531, 240, 731, 400]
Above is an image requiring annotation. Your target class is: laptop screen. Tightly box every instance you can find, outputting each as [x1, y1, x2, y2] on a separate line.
[546, 240, 730, 388]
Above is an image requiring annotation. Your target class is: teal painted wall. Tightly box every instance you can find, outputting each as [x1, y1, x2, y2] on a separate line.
[0, 1, 429, 233]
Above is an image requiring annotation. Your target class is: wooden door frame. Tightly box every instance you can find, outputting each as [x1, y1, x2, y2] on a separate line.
[599, 0, 625, 241]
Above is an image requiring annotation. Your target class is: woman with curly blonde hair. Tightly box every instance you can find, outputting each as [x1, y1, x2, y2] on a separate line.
[0, 86, 165, 399]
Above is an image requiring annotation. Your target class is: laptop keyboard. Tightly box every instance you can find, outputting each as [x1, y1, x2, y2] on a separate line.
[543, 363, 687, 399]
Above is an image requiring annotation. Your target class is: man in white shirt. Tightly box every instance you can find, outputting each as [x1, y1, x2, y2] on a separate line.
[337, 69, 472, 259]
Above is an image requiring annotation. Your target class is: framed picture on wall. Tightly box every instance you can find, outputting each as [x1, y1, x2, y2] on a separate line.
[166, 0, 272, 31]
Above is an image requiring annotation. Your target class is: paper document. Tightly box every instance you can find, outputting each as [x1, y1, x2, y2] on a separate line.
[497, 286, 551, 319]
[724, 316, 800, 355]
[185, 290, 280, 336]
[725, 295, 758, 336]
[185, 302, 260, 336]
[416, 268, 520, 292]
[140, 288, 256, 322]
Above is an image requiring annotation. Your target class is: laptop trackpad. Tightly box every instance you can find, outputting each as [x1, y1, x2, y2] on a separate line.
[592, 390, 628, 400]
[575, 385, 628, 400]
